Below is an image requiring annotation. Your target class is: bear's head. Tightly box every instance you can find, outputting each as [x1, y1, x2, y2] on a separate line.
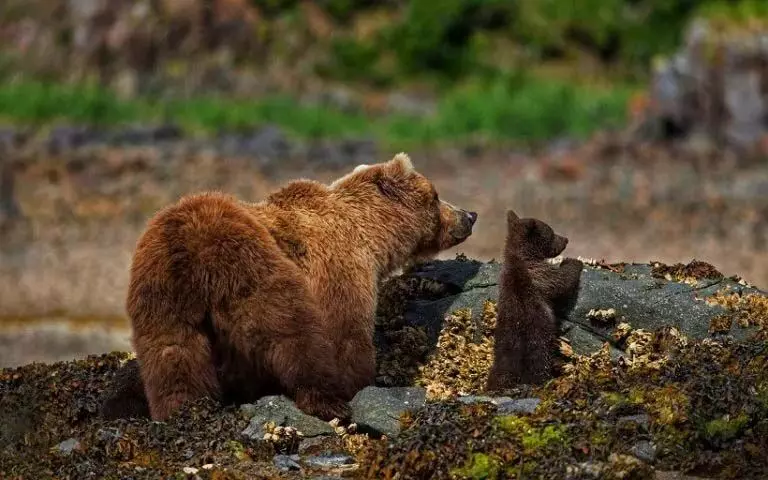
[331, 153, 477, 265]
[505, 210, 568, 260]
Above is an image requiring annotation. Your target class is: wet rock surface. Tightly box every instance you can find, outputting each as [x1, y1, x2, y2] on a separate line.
[349, 386, 426, 437]
[241, 396, 335, 439]
[2, 258, 768, 478]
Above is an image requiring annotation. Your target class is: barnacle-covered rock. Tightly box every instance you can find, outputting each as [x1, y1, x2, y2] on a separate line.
[2, 257, 767, 478]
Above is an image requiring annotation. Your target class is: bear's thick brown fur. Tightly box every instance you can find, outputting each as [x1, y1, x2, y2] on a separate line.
[126, 153, 477, 421]
[486, 211, 582, 390]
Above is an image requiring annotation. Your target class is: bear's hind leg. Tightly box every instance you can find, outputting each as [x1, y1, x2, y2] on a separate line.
[134, 318, 221, 421]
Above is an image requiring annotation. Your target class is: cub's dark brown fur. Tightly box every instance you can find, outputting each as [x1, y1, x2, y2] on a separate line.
[486, 211, 583, 390]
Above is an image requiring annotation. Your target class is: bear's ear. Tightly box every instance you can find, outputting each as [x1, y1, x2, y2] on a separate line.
[389, 152, 415, 175]
[369, 167, 409, 203]
[506, 210, 520, 224]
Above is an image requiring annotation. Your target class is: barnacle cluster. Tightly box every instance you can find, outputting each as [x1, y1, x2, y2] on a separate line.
[587, 307, 618, 325]
[706, 287, 768, 333]
[415, 301, 497, 400]
[651, 259, 724, 285]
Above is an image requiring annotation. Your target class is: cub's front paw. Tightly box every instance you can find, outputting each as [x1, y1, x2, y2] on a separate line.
[560, 257, 584, 270]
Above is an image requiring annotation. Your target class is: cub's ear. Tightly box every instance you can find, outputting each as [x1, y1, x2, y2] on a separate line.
[506, 210, 520, 223]
[389, 152, 415, 175]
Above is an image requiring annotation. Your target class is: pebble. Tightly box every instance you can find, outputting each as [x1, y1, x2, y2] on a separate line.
[618, 414, 651, 431]
[302, 453, 356, 470]
[96, 427, 121, 442]
[630, 440, 657, 463]
[495, 398, 542, 414]
[182, 466, 199, 474]
[274, 454, 302, 471]
[55, 438, 81, 456]
[457, 395, 541, 415]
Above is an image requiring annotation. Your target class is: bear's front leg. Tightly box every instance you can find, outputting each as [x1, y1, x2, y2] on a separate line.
[338, 333, 377, 397]
[259, 294, 354, 421]
[268, 326, 353, 421]
[550, 258, 584, 318]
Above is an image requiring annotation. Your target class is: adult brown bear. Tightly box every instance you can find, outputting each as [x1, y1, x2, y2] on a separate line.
[125, 153, 477, 421]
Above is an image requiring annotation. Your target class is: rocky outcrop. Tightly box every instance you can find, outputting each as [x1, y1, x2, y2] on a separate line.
[378, 257, 763, 375]
[646, 18, 768, 153]
[1, 258, 767, 478]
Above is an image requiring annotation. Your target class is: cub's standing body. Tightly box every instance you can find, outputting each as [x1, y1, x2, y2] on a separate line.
[127, 154, 477, 421]
[486, 211, 582, 390]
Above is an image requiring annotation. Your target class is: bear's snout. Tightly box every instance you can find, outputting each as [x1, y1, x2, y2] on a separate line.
[451, 209, 477, 241]
[552, 235, 569, 256]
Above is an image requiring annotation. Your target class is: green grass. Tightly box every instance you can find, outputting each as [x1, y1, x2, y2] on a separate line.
[0, 76, 637, 146]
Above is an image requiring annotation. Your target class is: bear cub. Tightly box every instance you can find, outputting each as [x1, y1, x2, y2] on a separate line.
[486, 210, 583, 390]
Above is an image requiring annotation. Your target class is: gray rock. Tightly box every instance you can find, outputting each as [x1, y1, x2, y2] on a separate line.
[0, 163, 20, 224]
[302, 453, 356, 470]
[110, 124, 182, 145]
[456, 395, 498, 405]
[219, 125, 291, 166]
[96, 427, 122, 443]
[55, 438, 81, 456]
[0, 128, 22, 151]
[569, 264, 733, 342]
[241, 396, 334, 439]
[630, 440, 657, 463]
[645, 19, 768, 150]
[562, 321, 624, 359]
[496, 397, 541, 415]
[273, 454, 302, 471]
[350, 386, 426, 437]
[456, 395, 541, 414]
[47, 126, 102, 152]
[655, 471, 713, 480]
[400, 260, 765, 359]
[297, 436, 333, 454]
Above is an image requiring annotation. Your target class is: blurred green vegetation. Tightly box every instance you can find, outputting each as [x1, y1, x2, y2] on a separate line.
[308, 0, 768, 83]
[1, 0, 767, 143]
[0, 76, 633, 145]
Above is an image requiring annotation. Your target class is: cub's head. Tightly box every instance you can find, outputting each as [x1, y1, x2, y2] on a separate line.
[505, 210, 568, 260]
[331, 153, 477, 263]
